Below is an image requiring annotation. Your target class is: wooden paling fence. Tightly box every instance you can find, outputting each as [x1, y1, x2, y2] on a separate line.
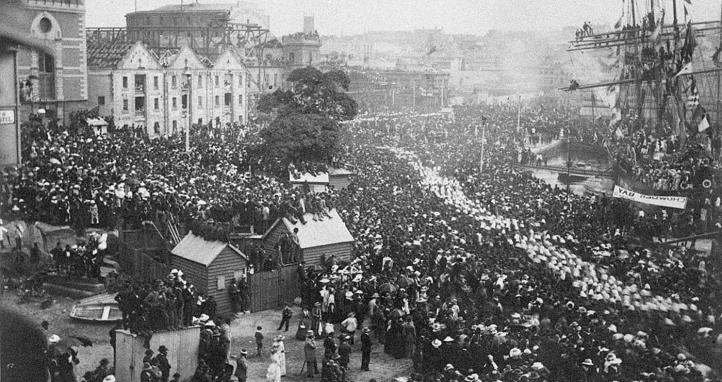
[248, 265, 300, 312]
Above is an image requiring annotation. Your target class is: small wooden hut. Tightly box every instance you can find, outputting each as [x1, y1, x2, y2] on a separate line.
[171, 233, 248, 316]
[263, 209, 354, 267]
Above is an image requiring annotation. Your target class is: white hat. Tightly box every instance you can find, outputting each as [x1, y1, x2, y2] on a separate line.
[102, 375, 116, 382]
[48, 334, 61, 344]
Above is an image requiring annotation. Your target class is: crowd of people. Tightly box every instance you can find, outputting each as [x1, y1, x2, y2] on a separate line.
[3, 118, 341, 245]
[8, 91, 722, 382]
[289, 104, 722, 381]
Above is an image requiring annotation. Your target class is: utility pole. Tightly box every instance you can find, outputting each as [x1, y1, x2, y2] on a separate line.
[717, 1, 722, 125]
[186, 73, 191, 152]
[479, 121, 487, 173]
[516, 94, 521, 133]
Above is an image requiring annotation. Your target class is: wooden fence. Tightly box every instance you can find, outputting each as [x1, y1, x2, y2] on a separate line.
[117, 241, 170, 282]
[248, 265, 300, 312]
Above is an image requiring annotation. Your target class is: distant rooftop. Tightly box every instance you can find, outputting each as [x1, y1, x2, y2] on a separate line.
[86, 41, 136, 69]
[128, 1, 261, 14]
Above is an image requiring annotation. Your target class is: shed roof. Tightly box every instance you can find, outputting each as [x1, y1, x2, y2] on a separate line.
[328, 167, 354, 176]
[289, 171, 329, 184]
[172, 232, 247, 266]
[265, 209, 354, 249]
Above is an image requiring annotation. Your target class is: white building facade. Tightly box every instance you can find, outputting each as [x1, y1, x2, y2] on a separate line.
[87, 42, 248, 137]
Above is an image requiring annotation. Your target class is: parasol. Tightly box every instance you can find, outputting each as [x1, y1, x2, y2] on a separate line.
[379, 283, 397, 293]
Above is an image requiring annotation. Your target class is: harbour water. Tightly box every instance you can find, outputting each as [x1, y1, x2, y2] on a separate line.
[527, 140, 615, 196]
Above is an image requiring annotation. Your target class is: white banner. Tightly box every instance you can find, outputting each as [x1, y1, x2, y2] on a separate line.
[612, 185, 687, 209]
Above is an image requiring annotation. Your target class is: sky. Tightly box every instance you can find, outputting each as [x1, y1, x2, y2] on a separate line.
[86, 0, 721, 36]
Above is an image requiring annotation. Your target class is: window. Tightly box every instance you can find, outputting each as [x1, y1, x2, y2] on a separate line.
[198, 75, 203, 88]
[274, 73, 278, 88]
[135, 97, 145, 112]
[171, 75, 177, 88]
[153, 76, 159, 90]
[224, 93, 231, 106]
[246, 74, 251, 88]
[238, 74, 243, 87]
[198, 96, 202, 107]
[159, 16, 164, 25]
[181, 94, 188, 110]
[238, 94, 243, 105]
[122, 99, 128, 111]
[172, 97, 177, 109]
[289, 52, 295, 62]
[38, 17, 52, 33]
[217, 275, 225, 290]
[214, 95, 220, 107]
[172, 120, 177, 132]
[154, 98, 159, 110]
[97, 96, 105, 106]
[214, 75, 219, 87]
[122, 76, 128, 88]
[38, 53, 54, 73]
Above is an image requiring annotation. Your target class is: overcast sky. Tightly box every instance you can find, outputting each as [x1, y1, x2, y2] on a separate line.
[86, 0, 720, 36]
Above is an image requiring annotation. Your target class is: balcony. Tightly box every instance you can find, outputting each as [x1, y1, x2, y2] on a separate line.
[134, 109, 145, 118]
[134, 85, 145, 94]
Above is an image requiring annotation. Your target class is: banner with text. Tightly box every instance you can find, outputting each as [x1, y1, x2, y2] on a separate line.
[612, 185, 688, 209]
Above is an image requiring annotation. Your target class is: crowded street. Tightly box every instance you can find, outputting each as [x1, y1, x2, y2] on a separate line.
[1, 1, 722, 382]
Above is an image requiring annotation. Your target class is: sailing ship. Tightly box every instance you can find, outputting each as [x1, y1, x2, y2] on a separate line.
[564, 0, 721, 191]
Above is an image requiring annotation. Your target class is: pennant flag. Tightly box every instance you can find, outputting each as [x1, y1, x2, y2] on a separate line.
[698, 114, 710, 132]
[614, 15, 623, 29]
[686, 79, 700, 108]
[675, 61, 694, 77]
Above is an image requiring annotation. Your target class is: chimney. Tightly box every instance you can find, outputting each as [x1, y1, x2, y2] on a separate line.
[303, 16, 314, 34]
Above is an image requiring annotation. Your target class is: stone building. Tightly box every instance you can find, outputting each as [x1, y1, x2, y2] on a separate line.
[87, 42, 248, 136]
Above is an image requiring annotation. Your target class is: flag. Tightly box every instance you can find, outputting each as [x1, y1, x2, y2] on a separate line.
[614, 15, 623, 29]
[675, 61, 694, 77]
[427, 45, 437, 55]
[698, 114, 710, 132]
[686, 79, 699, 108]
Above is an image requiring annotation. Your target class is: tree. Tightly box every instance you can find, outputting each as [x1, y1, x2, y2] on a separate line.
[256, 66, 357, 173]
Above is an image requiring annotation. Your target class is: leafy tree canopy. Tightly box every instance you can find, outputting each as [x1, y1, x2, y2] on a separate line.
[255, 67, 357, 173]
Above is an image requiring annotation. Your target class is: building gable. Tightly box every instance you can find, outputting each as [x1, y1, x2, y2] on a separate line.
[117, 42, 161, 70]
[212, 48, 244, 71]
[167, 46, 206, 70]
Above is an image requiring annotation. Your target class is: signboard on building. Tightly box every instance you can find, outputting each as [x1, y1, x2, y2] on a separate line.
[0, 109, 14, 124]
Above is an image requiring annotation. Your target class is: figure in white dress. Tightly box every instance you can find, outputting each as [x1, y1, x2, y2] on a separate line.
[272, 335, 287, 376]
[266, 350, 281, 382]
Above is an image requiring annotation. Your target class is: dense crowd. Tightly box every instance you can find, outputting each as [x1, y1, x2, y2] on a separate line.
[3, 120, 338, 240]
[293, 105, 722, 382]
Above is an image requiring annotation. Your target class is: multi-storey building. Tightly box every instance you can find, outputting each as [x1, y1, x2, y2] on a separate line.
[11, 0, 88, 123]
[87, 42, 248, 136]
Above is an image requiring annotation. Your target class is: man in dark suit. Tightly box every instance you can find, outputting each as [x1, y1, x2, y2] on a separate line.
[360, 327, 372, 371]
[232, 350, 248, 382]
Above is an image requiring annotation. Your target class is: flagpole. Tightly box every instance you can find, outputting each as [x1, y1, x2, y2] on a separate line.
[480, 121, 486, 173]
[516, 95, 521, 133]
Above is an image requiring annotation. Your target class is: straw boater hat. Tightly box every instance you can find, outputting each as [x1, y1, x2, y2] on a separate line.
[307, 330, 314, 337]
[431, 339, 442, 348]
[102, 376, 116, 382]
[275, 335, 284, 341]
[581, 359, 594, 366]
[48, 334, 61, 344]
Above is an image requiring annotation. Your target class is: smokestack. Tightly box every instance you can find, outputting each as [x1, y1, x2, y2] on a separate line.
[303, 16, 315, 34]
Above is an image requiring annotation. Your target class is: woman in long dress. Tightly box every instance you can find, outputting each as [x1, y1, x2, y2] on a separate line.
[272, 335, 287, 376]
[266, 350, 281, 382]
